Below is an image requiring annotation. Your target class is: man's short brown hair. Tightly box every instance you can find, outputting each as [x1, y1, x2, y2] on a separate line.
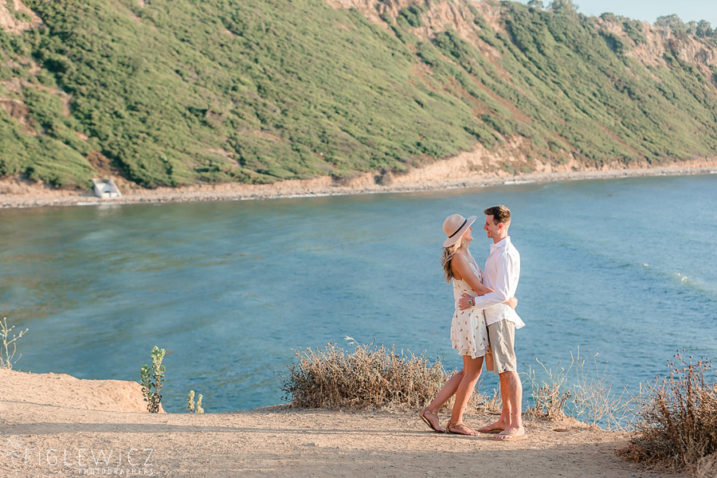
[484, 205, 511, 224]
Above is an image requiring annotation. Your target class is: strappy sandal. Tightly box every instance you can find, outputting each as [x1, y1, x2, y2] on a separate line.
[419, 408, 445, 433]
[446, 422, 478, 436]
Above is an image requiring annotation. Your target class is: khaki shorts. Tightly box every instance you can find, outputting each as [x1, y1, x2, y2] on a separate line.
[487, 320, 517, 374]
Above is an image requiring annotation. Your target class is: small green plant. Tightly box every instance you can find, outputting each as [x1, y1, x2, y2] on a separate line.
[140, 346, 166, 413]
[186, 390, 204, 414]
[1, 317, 29, 370]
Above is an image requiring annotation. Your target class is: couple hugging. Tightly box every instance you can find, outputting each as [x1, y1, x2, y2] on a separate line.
[419, 205, 526, 441]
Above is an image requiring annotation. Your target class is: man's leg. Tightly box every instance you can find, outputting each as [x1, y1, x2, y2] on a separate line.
[478, 368, 511, 433]
[497, 370, 524, 437]
[498, 372, 512, 424]
[481, 320, 522, 435]
[494, 320, 524, 439]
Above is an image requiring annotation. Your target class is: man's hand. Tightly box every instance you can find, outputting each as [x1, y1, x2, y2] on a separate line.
[458, 293, 474, 310]
[504, 296, 518, 309]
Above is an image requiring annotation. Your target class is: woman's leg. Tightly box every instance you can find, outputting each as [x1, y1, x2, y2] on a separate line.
[426, 370, 463, 413]
[449, 355, 483, 426]
[420, 370, 464, 432]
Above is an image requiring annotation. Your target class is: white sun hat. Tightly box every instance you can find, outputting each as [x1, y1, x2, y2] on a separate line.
[442, 213, 477, 248]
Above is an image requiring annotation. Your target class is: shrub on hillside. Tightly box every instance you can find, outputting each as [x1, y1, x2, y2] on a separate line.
[283, 342, 496, 412]
[618, 353, 717, 475]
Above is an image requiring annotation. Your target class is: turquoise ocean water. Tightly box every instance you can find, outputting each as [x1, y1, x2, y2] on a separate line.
[1, 174, 715, 412]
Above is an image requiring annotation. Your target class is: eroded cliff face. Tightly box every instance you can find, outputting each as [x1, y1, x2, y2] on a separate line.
[0, 0, 42, 34]
[0, 2, 44, 137]
[328, 0, 494, 40]
[597, 17, 716, 78]
[326, 0, 507, 72]
[0, 2, 76, 148]
[328, 0, 717, 81]
[322, 0, 717, 174]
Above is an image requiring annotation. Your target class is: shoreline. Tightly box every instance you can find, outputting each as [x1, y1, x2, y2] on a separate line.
[1, 158, 716, 209]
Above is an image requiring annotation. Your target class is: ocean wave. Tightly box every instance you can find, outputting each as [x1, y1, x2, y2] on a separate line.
[671, 272, 717, 298]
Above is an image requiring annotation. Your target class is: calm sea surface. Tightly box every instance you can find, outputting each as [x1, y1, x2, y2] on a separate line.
[1, 174, 716, 412]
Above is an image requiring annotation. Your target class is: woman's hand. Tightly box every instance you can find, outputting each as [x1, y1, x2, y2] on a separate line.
[458, 293, 474, 310]
[503, 297, 518, 309]
[463, 294, 517, 310]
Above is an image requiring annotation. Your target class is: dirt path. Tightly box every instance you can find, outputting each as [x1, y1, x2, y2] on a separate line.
[1, 401, 683, 477]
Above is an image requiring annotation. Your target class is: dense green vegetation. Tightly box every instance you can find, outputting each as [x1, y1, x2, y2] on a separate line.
[0, 0, 715, 188]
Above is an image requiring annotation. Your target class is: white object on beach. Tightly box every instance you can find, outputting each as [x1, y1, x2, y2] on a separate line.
[91, 178, 122, 199]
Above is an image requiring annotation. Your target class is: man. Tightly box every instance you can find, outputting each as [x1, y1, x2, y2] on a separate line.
[458, 205, 525, 440]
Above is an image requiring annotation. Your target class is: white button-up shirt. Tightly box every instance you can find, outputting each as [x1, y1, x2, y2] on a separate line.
[472, 236, 525, 328]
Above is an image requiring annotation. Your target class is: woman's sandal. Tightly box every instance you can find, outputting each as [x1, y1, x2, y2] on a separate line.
[446, 422, 478, 436]
[419, 408, 445, 433]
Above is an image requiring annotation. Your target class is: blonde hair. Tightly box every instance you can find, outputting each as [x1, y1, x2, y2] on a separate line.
[442, 242, 461, 282]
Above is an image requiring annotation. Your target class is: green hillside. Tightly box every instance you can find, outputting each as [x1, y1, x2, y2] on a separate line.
[0, 0, 715, 189]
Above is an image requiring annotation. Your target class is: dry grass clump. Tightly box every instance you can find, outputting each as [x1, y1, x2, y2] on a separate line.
[525, 357, 572, 420]
[525, 349, 635, 430]
[283, 342, 494, 411]
[570, 352, 636, 430]
[618, 353, 717, 475]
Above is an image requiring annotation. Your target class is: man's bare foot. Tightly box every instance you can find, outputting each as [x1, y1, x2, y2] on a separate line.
[494, 426, 526, 441]
[478, 420, 507, 434]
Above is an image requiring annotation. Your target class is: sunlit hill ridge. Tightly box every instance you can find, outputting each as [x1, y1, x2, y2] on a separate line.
[0, 0, 715, 189]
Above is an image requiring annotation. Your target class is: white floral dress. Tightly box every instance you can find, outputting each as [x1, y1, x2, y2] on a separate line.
[450, 258, 490, 359]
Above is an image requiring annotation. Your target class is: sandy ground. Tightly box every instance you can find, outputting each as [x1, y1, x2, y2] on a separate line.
[0, 370, 686, 477]
[1, 155, 716, 209]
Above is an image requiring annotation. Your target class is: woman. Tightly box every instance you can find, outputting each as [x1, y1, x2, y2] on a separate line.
[419, 213, 517, 435]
